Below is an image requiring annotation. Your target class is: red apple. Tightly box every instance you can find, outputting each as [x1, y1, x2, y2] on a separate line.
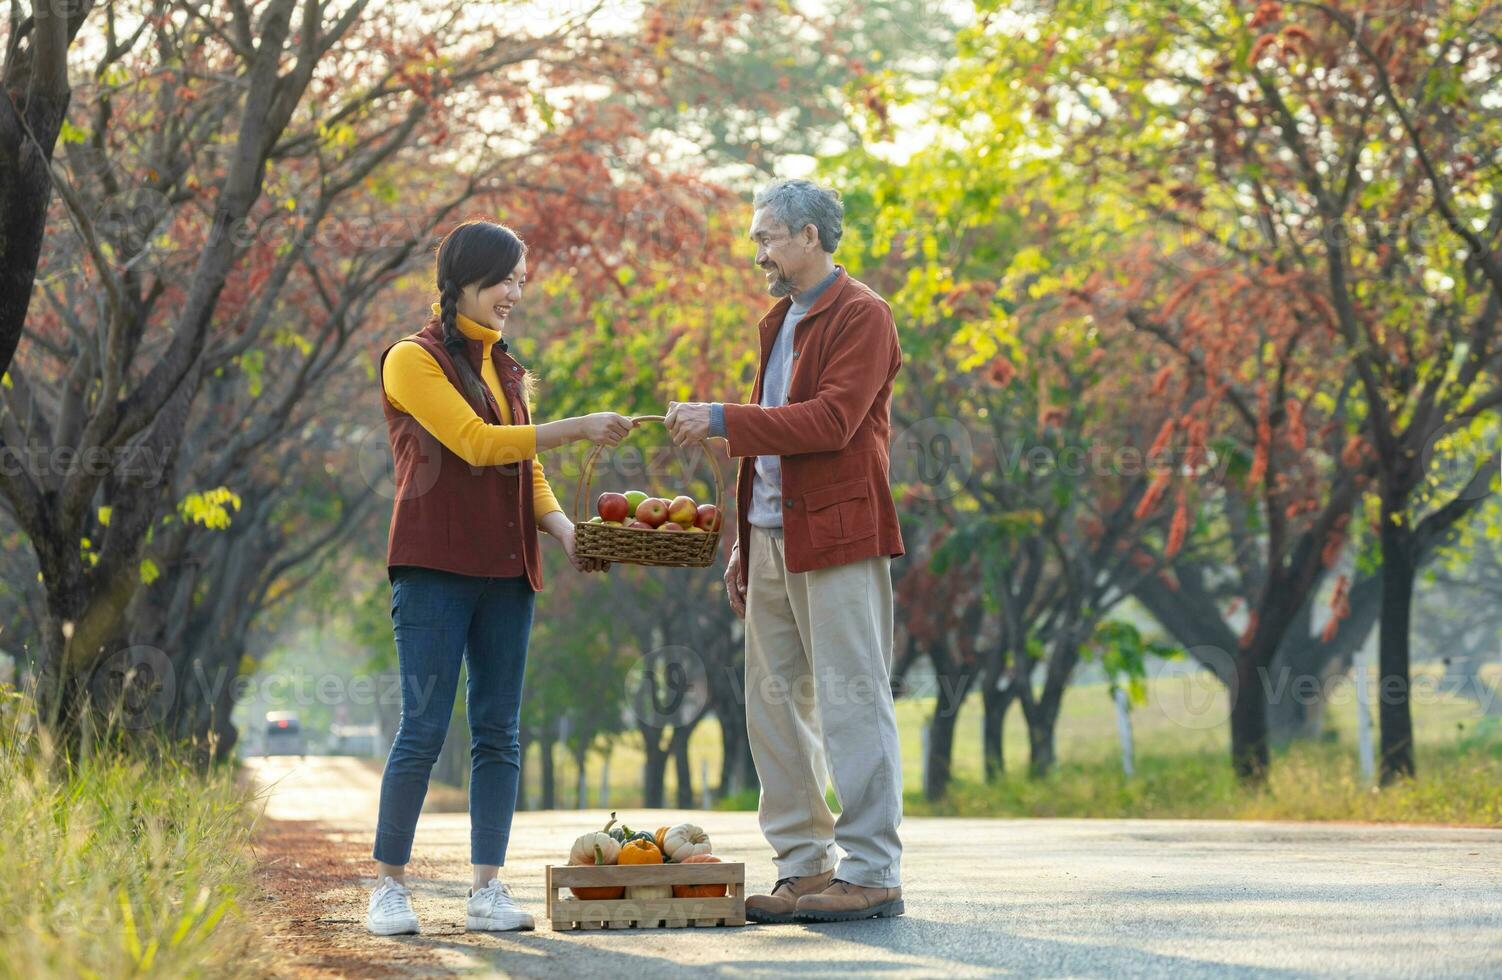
[667, 495, 697, 526]
[694, 504, 722, 532]
[660, 521, 685, 531]
[635, 498, 669, 527]
[597, 491, 629, 523]
[627, 519, 653, 530]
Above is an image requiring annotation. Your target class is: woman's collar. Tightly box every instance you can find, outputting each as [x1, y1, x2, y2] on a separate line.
[429, 301, 507, 350]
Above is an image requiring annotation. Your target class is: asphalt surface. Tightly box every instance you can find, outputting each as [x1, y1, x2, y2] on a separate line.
[246, 756, 1502, 979]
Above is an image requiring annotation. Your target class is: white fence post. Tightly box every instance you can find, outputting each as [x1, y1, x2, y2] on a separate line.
[1356, 642, 1375, 783]
[1113, 686, 1135, 778]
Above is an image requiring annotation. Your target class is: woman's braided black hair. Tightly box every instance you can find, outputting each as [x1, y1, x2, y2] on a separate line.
[433, 220, 529, 412]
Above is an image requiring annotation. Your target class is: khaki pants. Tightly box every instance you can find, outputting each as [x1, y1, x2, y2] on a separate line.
[744, 525, 903, 889]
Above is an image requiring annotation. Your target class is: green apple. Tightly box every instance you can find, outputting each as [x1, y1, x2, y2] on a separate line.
[588, 515, 604, 523]
[623, 490, 649, 513]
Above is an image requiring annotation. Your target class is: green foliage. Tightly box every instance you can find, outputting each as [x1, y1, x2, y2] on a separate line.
[1086, 620, 1180, 705]
[176, 488, 243, 531]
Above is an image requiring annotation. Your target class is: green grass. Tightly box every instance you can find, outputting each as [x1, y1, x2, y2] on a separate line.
[531, 663, 1502, 825]
[0, 688, 271, 979]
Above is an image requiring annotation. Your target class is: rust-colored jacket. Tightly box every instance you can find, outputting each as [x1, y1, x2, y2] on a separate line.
[722, 266, 905, 588]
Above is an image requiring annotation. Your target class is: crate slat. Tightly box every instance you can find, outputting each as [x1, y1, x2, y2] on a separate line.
[548, 862, 743, 888]
[546, 863, 746, 930]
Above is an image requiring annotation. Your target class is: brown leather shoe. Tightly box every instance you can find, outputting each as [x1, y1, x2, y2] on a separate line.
[794, 878, 904, 922]
[745, 869, 835, 924]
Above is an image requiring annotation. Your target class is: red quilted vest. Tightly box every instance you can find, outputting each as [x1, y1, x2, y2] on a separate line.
[378, 315, 542, 589]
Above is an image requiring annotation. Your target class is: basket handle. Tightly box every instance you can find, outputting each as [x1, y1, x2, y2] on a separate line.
[571, 414, 727, 526]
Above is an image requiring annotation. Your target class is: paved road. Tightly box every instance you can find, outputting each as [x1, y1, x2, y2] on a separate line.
[246, 756, 1502, 979]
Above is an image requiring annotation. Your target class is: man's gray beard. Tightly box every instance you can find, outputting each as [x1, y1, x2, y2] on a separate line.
[767, 274, 796, 297]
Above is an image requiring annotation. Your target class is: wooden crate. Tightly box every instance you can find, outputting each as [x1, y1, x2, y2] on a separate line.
[546, 862, 747, 930]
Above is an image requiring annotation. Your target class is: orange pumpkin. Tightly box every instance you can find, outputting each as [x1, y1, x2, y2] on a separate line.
[618, 839, 663, 865]
[654, 826, 670, 854]
[569, 842, 625, 901]
[672, 854, 726, 898]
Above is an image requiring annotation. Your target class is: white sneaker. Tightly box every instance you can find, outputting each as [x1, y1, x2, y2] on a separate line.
[366, 875, 420, 936]
[466, 878, 535, 932]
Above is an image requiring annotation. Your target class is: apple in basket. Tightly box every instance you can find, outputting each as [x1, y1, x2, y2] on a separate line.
[597, 492, 630, 523]
[623, 490, 649, 514]
[627, 520, 652, 530]
[660, 522, 685, 531]
[635, 498, 669, 527]
[694, 504, 721, 533]
[666, 495, 697, 526]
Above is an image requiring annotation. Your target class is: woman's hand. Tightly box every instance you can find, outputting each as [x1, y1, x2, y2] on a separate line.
[576, 412, 636, 447]
[540, 511, 610, 573]
[536, 413, 637, 453]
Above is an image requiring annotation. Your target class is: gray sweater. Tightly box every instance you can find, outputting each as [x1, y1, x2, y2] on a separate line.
[710, 268, 840, 529]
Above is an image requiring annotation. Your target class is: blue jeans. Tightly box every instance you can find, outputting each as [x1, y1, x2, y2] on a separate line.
[373, 566, 534, 867]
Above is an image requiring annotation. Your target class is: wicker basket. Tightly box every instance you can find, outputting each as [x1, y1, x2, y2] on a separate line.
[571, 414, 725, 568]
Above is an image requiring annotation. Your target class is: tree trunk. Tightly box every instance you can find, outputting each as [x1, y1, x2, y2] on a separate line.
[0, 0, 92, 382]
[539, 737, 557, 809]
[1026, 718, 1057, 778]
[981, 681, 1013, 783]
[1378, 496, 1417, 783]
[925, 644, 975, 800]
[716, 712, 749, 798]
[1266, 572, 1382, 745]
[1229, 650, 1271, 781]
[575, 747, 590, 809]
[1021, 636, 1081, 779]
[671, 727, 694, 809]
[642, 731, 669, 808]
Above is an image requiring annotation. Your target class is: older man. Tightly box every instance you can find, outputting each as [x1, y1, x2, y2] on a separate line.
[666, 178, 905, 923]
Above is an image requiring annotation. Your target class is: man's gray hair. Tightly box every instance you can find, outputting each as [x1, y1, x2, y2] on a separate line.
[753, 178, 843, 253]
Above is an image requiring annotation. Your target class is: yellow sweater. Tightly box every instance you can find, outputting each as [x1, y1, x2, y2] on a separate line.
[382, 306, 563, 521]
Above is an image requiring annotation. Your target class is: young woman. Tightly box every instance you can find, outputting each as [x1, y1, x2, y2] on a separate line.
[366, 219, 634, 935]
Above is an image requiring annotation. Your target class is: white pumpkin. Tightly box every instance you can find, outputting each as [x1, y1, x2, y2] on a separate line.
[626, 884, 672, 899]
[661, 823, 712, 863]
[570, 832, 620, 867]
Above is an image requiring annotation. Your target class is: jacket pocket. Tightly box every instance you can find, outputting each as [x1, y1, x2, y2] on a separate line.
[803, 477, 877, 549]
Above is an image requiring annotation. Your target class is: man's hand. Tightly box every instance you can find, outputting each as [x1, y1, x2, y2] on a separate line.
[665, 401, 713, 448]
[724, 543, 746, 620]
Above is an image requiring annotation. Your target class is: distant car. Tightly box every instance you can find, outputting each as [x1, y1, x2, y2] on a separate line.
[329, 723, 379, 757]
[264, 711, 306, 757]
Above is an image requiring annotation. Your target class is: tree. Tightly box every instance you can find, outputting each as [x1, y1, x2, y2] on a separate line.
[886, 0, 1499, 782]
[1232, 1, 1502, 782]
[0, 0, 790, 753]
[0, 0, 98, 382]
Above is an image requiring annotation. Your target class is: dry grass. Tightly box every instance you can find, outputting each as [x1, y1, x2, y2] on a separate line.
[0, 687, 273, 980]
